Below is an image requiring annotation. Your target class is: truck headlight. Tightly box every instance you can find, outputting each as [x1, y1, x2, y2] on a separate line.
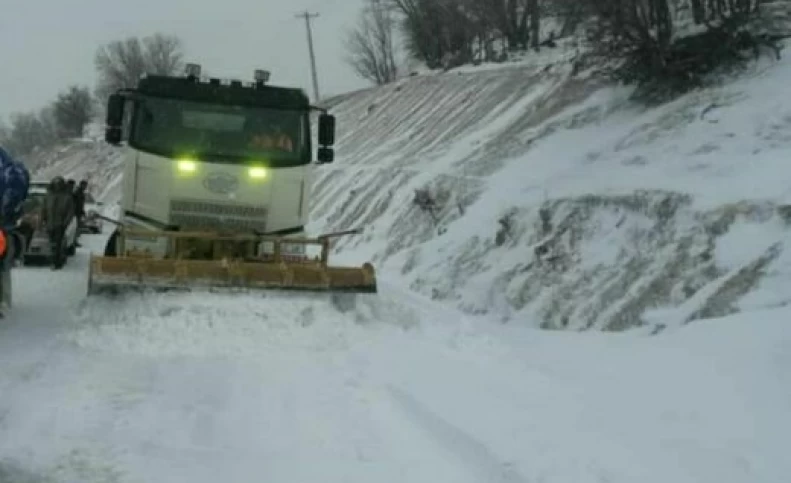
[248, 166, 267, 179]
[177, 159, 197, 173]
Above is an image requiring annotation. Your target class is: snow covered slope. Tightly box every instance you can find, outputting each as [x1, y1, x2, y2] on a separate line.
[310, 47, 791, 331]
[23, 124, 124, 205]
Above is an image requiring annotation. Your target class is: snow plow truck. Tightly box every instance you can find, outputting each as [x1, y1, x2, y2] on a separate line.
[88, 63, 377, 295]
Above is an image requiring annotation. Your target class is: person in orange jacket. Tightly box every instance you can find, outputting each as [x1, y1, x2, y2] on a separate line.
[249, 123, 294, 152]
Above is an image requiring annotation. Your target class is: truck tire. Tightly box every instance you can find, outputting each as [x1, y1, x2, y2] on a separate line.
[61, 239, 69, 265]
[104, 229, 120, 257]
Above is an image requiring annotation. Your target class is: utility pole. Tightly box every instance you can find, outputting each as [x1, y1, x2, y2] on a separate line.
[295, 11, 321, 102]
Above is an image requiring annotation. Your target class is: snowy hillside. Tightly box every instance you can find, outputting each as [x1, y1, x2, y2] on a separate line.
[23, 124, 124, 205]
[309, 47, 791, 332]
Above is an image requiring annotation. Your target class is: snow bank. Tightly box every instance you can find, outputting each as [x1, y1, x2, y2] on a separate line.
[66, 290, 421, 360]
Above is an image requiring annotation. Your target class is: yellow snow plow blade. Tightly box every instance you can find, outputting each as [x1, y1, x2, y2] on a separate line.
[87, 228, 377, 295]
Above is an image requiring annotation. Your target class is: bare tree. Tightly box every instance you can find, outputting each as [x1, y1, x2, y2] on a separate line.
[690, 0, 706, 24]
[369, 0, 778, 76]
[53, 85, 94, 138]
[144, 33, 185, 75]
[387, 0, 479, 68]
[578, 0, 781, 102]
[94, 33, 184, 100]
[10, 113, 40, 154]
[527, 0, 540, 50]
[542, 0, 592, 38]
[94, 37, 146, 100]
[3, 110, 57, 155]
[385, 0, 553, 67]
[345, 0, 400, 84]
[469, 0, 531, 51]
[37, 106, 60, 144]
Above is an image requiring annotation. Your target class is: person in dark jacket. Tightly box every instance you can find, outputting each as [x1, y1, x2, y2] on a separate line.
[73, 179, 88, 247]
[41, 176, 74, 269]
[74, 180, 87, 220]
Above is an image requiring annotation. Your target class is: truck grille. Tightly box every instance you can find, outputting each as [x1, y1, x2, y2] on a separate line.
[169, 199, 267, 231]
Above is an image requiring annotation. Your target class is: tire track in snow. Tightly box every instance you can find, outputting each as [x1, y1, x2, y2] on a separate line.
[387, 385, 529, 483]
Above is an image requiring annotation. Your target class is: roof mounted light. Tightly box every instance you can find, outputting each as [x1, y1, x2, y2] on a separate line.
[254, 69, 271, 84]
[185, 63, 202, 79]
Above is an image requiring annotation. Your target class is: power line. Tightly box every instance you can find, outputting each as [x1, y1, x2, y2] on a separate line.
[295, 10, 321, 102]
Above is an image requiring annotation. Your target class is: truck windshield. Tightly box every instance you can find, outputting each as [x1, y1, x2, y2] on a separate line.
[130, 97, 308, 166]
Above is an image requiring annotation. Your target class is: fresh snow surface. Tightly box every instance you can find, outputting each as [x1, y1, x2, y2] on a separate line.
[0, 229, 789, 482]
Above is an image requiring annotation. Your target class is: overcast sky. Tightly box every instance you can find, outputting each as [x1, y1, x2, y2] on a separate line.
[0, 0, 369, 119]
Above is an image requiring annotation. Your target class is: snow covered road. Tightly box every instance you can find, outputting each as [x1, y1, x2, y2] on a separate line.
[0, 233, 789, 483]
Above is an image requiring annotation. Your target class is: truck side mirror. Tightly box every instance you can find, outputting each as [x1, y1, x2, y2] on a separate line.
[318, 113, 335, 146]
[105, 94, 125, 145]
[317, 147, 334, 164]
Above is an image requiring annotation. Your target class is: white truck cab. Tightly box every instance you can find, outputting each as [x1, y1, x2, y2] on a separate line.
[103, 64, 336, 260]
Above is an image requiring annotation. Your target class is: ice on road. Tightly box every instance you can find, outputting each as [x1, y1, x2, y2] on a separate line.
[0, 234, 789, 483]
